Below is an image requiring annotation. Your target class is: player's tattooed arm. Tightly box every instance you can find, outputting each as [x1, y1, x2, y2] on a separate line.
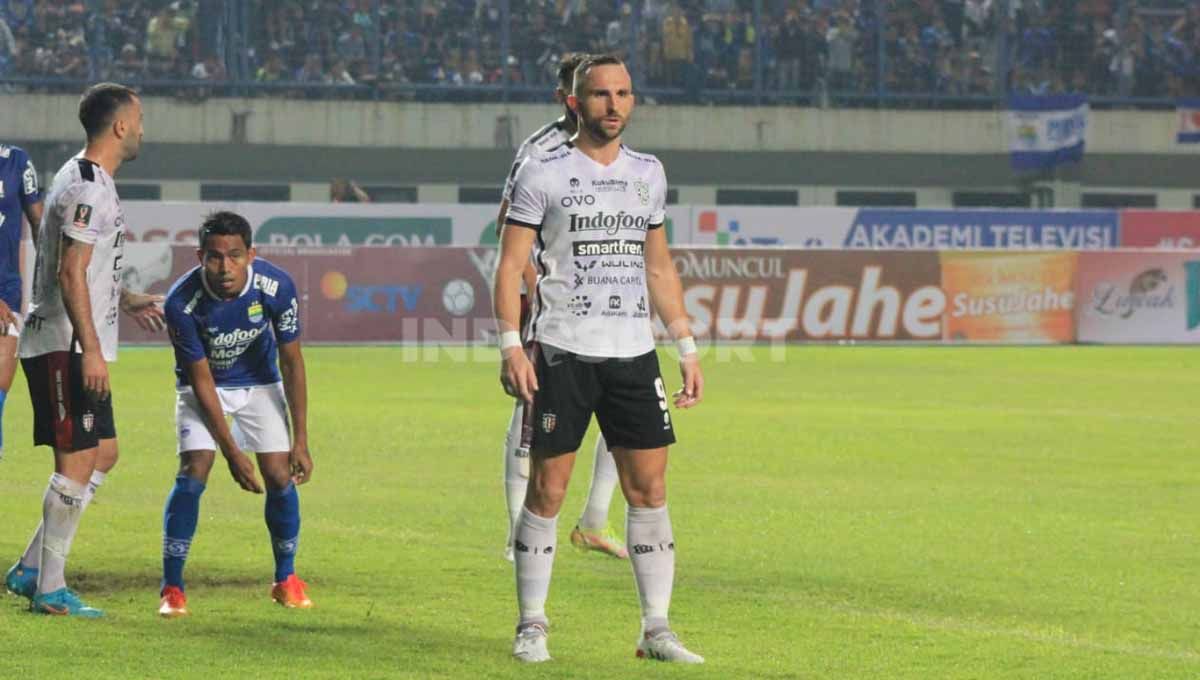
[278, 340, 312, 485]
[645, 227, 703, 408]
[185, 358, 263, 494]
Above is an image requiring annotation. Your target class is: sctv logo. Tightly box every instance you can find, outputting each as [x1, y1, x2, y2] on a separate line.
[561, 194, 596, 207]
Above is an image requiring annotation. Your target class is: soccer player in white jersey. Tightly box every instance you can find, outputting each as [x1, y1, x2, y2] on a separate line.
[4, 83, 164, 617]
[497, 52, 628, 562]
[495, 54, 706, 664]
[0, 142, 44, 462]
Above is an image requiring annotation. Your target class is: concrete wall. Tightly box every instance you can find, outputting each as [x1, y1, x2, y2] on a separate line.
[1, 94, 1193, 154]
[2, 94, 1194, 193]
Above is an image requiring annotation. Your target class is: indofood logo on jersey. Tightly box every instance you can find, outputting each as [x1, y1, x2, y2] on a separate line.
[568, 211, 650, 235]
[205, 326, 266, 369]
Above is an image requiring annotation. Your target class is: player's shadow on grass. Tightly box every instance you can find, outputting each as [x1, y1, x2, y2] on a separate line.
[209, 620, 501, 661]
[69, 569, 265, 595]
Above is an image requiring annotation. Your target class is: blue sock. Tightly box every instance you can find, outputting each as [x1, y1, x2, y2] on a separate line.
[162, 475, 206, 591]
[0, 388, 7, 451]
[265, 483, 300, 583]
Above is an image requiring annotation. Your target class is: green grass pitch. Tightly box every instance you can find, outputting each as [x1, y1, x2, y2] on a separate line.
[0, 346, 1196, 678]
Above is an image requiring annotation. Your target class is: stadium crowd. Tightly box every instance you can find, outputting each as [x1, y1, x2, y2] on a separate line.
[1, 0, 1199, 101]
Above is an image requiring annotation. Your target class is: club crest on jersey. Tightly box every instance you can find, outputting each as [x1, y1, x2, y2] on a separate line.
[634, 180, 650, 206]
[541, 413, 557, 433]
[248, 302, 264, 323]
[82, 412, 94, 433]
[569, 177, 581, 191]
[73, 204, 93, 229]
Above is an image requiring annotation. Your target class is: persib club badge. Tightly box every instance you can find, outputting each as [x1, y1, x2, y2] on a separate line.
[72, 204, 93, 229]
[541, 413, 557, 434]
[634, 180, 650, 206]
[248, 302, 264, 323]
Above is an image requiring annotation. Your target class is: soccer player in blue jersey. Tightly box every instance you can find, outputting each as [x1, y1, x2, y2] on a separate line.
[157, 211, 313, 617]
[0, 143, 43, 461]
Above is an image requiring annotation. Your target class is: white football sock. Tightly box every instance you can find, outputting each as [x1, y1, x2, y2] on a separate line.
[627, 504, 675, 633]
[503, 403, 530, 547]
[578, 435, 619, 531]
[36, 474, 88, 594]
[513, 507, 557, 628]
[20, 469, 105, 571]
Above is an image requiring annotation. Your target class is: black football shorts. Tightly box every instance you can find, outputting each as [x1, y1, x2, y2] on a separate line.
[522, 343, 676, 456]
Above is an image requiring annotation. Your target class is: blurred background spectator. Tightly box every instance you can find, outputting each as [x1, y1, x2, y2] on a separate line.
[330, 177, 370, 203]
[1, 0, 1198, 105]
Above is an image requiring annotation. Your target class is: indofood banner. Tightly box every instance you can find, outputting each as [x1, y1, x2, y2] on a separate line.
[117, 201, 1120, 250]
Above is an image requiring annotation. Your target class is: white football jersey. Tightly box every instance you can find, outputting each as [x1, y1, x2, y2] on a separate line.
[506, 143, 667, 358]
[20, 157, 126, 362]
[502, 117, 573, 202]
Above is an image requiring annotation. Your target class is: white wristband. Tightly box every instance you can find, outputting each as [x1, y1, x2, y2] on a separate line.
[676, 336, 698, 358]
[499, 331, 522, 352]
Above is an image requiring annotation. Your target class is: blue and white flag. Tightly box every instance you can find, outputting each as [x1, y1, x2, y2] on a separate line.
[1176, 98, 1200, 143]
[1007, 95, 1089, 171]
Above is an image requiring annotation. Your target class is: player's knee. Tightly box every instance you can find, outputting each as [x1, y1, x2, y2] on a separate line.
[261, 468, 292, 492]
[623, 476, 666, 508]
[526, 474, 568, 514]
[177, 452, 214, 482]
[97, 439, 119, 473]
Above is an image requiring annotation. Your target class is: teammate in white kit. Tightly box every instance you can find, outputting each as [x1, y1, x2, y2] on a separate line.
[4, 83, 164, 618]
[494, 55, 706, 664]
[497, 52, 628, 563]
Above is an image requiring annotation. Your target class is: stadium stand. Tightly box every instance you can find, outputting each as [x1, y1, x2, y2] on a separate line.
[1, 0, 1198, 105]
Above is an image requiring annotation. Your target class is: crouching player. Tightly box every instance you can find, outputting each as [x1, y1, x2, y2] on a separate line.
[157, 211, 313, 617]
